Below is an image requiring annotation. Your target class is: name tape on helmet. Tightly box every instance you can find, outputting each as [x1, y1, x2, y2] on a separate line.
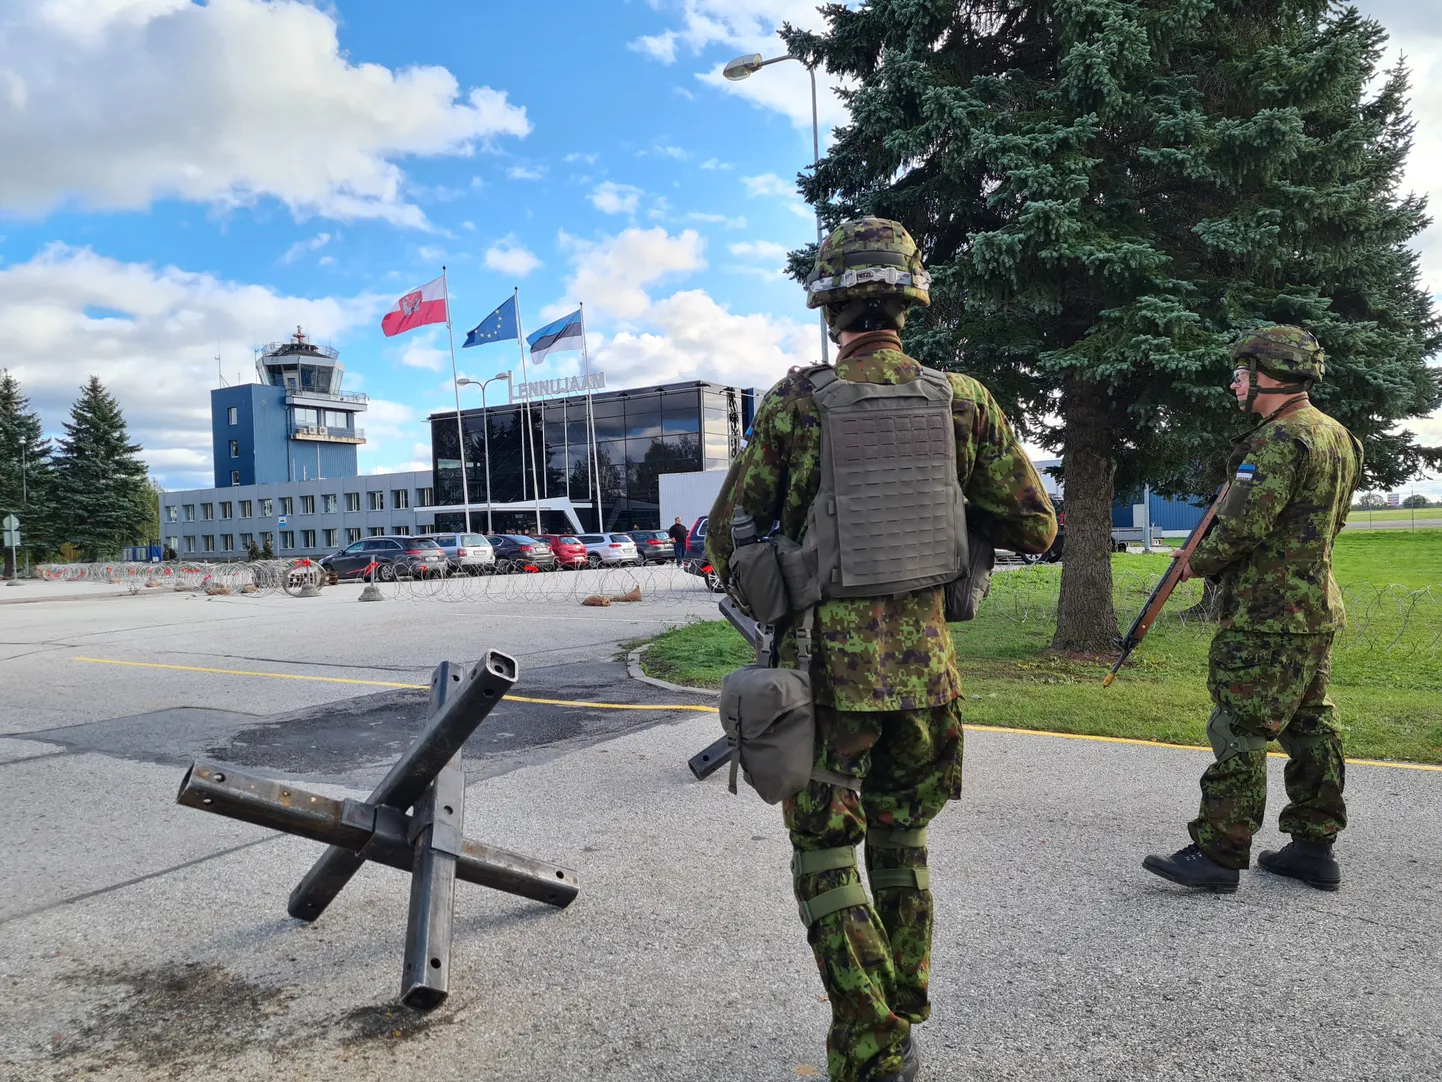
[808, 266, 932, 294]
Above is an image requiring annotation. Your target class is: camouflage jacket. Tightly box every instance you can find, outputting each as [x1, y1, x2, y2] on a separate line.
[706, 331, 1057, 712]
[1190, 396, 1362, 633]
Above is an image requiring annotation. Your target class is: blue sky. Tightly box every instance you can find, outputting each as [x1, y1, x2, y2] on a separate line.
[2, 0, 1440, 497]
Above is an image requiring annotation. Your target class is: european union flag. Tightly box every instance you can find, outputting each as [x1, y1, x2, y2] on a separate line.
[462, 296, 519, 348]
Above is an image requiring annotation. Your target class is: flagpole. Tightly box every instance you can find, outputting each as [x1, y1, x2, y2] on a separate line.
[442, 266, 473, 534]
[580, 302, 603, 533]
[514, 287, 542, 536]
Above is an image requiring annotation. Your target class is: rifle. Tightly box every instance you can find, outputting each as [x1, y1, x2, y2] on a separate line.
[1102, 484, 1228, 687]
[687, 598, 771, 780]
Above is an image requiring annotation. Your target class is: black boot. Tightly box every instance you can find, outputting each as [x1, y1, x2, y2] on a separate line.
[1143, 843, 1240, 892]
[1258, 839, 1341, 891]
[862, 1032, 920, 1082]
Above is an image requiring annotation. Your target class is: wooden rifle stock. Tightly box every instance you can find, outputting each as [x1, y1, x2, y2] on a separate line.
[1102, 484, 1228, 687]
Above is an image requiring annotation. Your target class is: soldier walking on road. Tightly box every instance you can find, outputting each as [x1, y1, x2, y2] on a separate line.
[1144, 325, 1362, 893]
[707, 219, 1057, 1082]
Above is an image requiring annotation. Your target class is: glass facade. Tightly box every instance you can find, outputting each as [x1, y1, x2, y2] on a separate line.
[431, 382, 747, 533]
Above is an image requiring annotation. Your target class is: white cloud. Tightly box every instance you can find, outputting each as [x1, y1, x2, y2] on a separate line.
[647, 145, 690, 161]
[729, 239, 789, 262]
[686, 211, 747, 228]
[281, 232, 334, 264]
[0, 243, 376, 489]
[742, 173, 793, 198]
[551, 226, 706, 321]
[564, 152, 599, 164]
[700, 158, 731, 170]
[629, 30, 678, 64]
[590, 181, 644, 215]
[396, 332, 449, 372]
[507, 165, 545, 180]
[0, 0, 531, 227]
[484, 236, 542, 277]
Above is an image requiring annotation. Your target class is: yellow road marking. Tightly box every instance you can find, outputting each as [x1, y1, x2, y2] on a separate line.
[70, 657, 1442, 771]
[70, 657, 717, 712]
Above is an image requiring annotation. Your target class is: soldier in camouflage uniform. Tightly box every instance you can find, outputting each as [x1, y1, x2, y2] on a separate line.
[708, 218, 1057, 1082]
[1144, 324, 1362, 893]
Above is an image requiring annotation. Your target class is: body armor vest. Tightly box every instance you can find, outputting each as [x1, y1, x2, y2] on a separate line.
[802, 365, 967, 599]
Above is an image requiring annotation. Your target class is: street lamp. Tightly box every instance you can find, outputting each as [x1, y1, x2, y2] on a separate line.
[725, 51, 829, 364]
[456, 373, 511, 534]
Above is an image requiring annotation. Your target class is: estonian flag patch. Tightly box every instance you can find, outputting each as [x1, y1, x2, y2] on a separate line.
[1235, 463, 1257, 482]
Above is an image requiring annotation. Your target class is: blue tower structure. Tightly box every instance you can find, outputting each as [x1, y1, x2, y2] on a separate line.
[211, 327, 368, 487]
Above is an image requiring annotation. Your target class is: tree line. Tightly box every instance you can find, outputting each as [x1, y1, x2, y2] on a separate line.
[1, 371, 158, 574]
[787, 0, 1441, 652]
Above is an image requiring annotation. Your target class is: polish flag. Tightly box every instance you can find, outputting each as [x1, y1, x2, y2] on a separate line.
[381, 275, 448, 337]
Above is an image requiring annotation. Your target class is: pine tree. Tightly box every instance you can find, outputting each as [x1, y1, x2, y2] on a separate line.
[786, 0, 1441, 651]
[50, 377, 153, 560]
[0, 370, 54, 574]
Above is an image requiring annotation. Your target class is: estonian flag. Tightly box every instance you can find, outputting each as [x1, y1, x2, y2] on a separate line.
[463, 296, 519, 348]
[527, 309, 583, 364]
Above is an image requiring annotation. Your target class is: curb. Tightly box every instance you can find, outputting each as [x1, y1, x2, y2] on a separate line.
[626, 644, 719, 698]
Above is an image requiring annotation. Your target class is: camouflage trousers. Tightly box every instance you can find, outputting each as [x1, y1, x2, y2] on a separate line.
[783, 699, 965, 1082]
[1189, 630, 1347, 869]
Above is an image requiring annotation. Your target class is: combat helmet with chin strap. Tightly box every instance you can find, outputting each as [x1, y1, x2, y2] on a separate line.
[1230, 324, 1326, 411]
[806, 217, 931, 340]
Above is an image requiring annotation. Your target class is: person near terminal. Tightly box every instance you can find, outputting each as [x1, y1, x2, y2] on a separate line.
[667, 516, 688, 562]
[707, 218, 1056, 1082]
[1144, 325, 1362, 893]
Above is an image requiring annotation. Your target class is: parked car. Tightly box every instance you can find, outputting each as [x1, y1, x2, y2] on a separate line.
[537, 533, 588, 570]
[321, 536, 446, 581]
[622, 529, 674, 564]
[485, 534, 557, 571]
[415, 532, 496, 574]
[680, 516, 722, 592]
[575, 532, 640, 567]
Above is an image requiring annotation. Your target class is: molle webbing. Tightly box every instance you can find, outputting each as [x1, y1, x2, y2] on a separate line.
[793, 846, 868, 926]
[805, 366, 966, 599]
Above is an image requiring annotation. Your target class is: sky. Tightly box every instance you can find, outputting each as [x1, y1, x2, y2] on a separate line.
[1, 0, 1440, 498]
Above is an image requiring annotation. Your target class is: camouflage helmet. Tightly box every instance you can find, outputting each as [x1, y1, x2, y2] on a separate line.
[805, 218, 931, 329]
[1229, 324, 1326, 384]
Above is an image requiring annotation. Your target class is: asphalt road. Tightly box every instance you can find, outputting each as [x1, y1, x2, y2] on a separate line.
[1, 580, 1439, 1082]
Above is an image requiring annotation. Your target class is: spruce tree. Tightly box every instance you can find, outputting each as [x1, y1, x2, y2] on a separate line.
[0, 370, 53, 574]
[51, 377, 153, 560]
[786, 0, 1441, 651]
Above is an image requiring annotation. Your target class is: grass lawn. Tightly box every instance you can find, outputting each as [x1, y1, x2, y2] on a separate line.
[641, 530, 1442, 765]
[1345, 507, 1442, 523]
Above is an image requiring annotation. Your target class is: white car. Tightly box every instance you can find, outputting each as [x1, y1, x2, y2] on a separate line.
[576, 533, 640, 567]
[415, 532, 496, 574]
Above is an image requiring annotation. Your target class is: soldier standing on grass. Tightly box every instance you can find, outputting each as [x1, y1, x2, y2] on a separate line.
[1144, 325, 1362, 893]
[707, 218, 1056, 1082]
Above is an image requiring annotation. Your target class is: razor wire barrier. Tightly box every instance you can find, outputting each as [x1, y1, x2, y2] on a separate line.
[33, 560, 1442, 657]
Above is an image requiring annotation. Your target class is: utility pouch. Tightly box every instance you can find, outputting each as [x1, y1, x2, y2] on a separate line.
[774, 536, 821, 610]
[718, 664, 816, 804]
[943, 529, 995, 622]
[729, 540, 791, 626]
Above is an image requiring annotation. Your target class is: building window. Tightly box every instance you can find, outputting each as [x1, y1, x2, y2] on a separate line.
[201, 503, 214, 520]
[322, 494, 337, 514]
[231, 472, 240, 486]
[240, 532, 253, 548]
[300, 495, 315, 514]
[279, 497, 294, 515]
[260, 531, 273, 551]
[165, 505, 178, 522]
[220, 502, 232, 519]
[392, 489, 410, 509]
[345, 492, 361, 512]
[294, 407, 318, 426]
[346, 527, 362, 543]
[228, 406, 238, 425]
[393, 525, 410, 536]
[415, 522, 433, 534]
[203, 535, 216, 552]
[166, 536, 179, 552]
[221, 534, 234, 552]
[183, 505, 195, 522]
[323, 528, 338, 548]
[369, 491, 385, 511]
[369, 526, 385, 537]
[239, 500, 252, 518]
[183, 536, 196, 553]
[229, 440, 240, 458]
[260, 498, 273, 516]
[301, 529, 317, 548]
[280, 531, 295, 550]
[324, 411, 349, 428]
[416, 487, 433, 507]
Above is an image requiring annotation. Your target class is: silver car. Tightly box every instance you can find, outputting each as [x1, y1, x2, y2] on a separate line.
[576, 532, 640, 567]
[415, 532, 496, 574]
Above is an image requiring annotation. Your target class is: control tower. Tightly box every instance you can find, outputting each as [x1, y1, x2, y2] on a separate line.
[210, 328, 368, 487]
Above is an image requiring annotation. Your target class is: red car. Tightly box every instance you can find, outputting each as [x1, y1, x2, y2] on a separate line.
[538, 533, 588, 570]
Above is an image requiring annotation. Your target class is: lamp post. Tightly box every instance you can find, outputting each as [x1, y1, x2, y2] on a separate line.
[456, 373, 510, 534]
[724, 51, 829, 364]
